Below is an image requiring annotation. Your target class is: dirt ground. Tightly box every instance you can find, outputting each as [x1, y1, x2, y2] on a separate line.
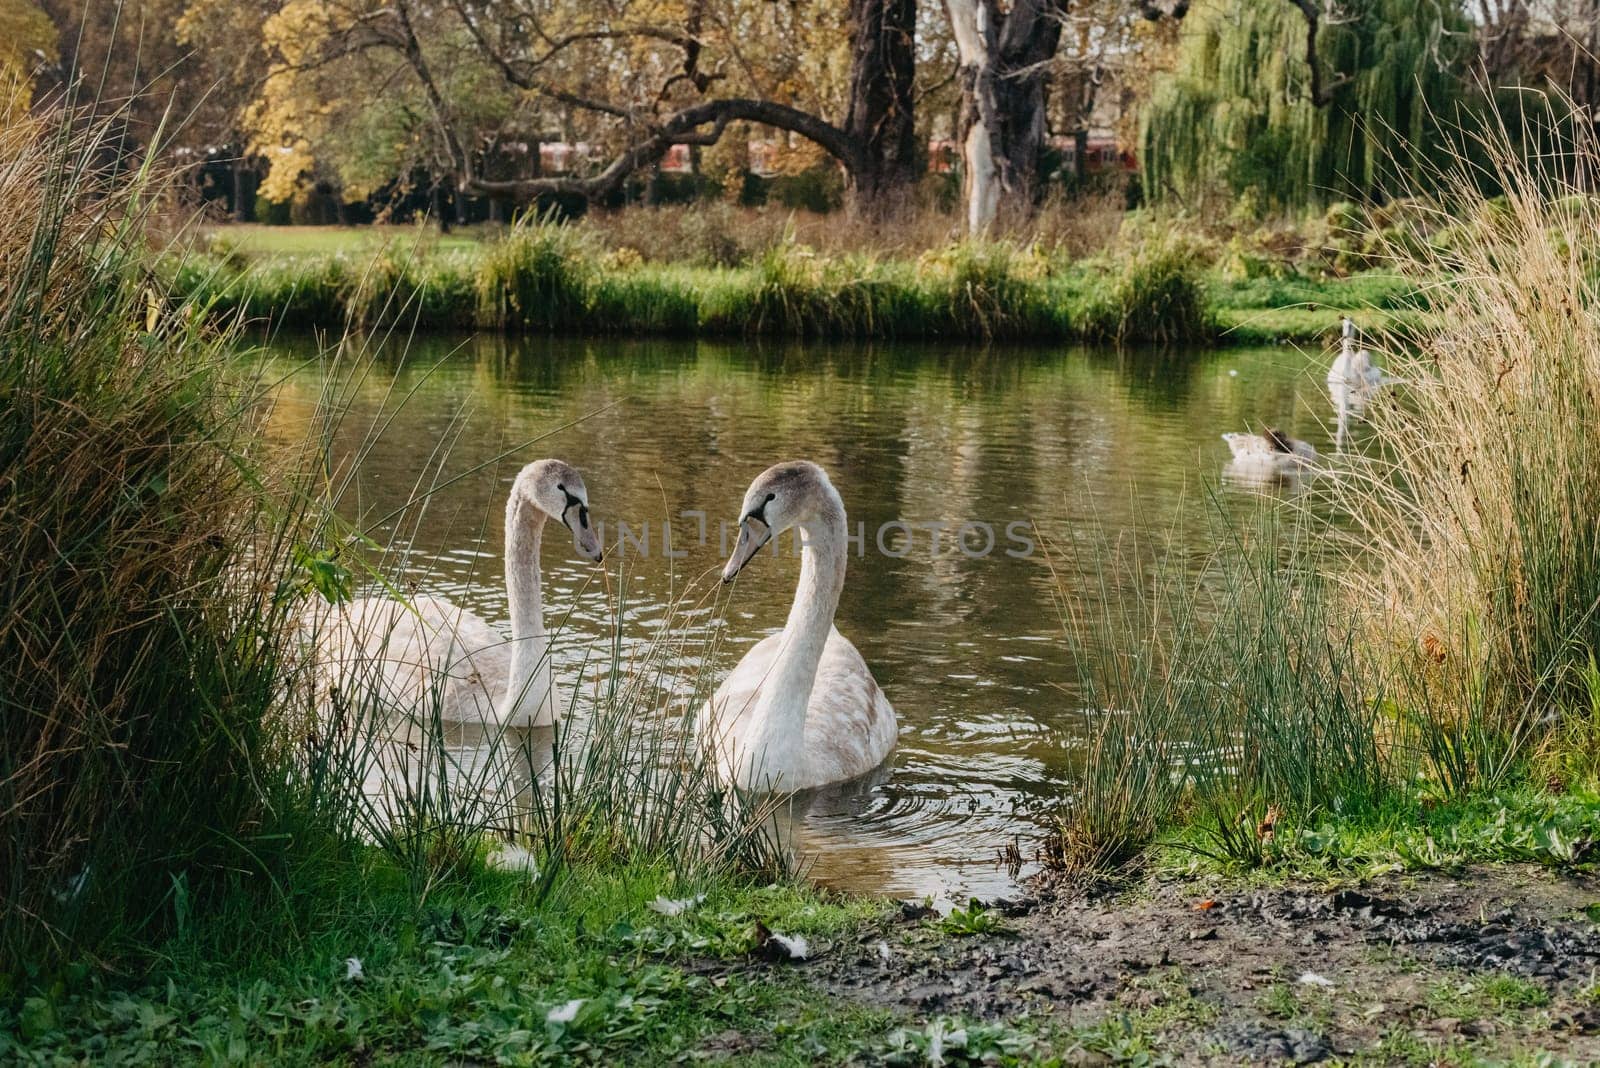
[781, 865, 1600, 1064]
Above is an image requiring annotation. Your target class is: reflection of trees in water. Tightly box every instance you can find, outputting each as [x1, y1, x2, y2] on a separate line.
[1082, 343, 1204, 407]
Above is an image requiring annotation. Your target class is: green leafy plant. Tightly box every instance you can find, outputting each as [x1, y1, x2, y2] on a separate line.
[878, 1016, 1037, 1067]
[937, 899, 1015, 938]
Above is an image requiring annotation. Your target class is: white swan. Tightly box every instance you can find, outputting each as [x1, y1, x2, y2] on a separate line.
[1222, 427, 1318, 479]
[1327, 317, 1384, 395]
[312, 459, 602, 728]
[700, 461, 897, 791]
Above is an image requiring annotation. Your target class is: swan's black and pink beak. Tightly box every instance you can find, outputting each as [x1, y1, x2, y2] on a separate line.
[572, 521, 603, 563]
[722, 516, 770, 583]
[560, 488, 603, 563]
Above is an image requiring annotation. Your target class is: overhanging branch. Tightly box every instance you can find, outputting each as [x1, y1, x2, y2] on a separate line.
[1285, 0, 1355, 105]
[459, 98, 863, 199]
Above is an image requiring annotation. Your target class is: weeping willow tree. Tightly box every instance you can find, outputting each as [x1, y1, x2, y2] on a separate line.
[1141, 0, 1476, 210]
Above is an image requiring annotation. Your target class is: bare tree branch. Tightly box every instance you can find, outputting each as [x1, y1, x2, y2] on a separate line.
[1284, 0, 1355, 105]
[458, 98, 863, 199]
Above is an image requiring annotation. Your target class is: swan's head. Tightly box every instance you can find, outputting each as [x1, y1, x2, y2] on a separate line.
[1342, 316, 1355, 340]
[516, 459, 602, 562]
[722, 460, 834, 583]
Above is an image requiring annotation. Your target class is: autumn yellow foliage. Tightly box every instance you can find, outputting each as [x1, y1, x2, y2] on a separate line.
[0, 0, 58, 121]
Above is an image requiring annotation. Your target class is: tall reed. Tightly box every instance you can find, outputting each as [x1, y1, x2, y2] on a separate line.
[1331, 103, 1600, 783]
[1053, 508, 1388, 872]
[522, 578, 790, 885]
[1056, 113, 1600, 872]
[0, 112, 324, 967]
[476, 219, 597, 332]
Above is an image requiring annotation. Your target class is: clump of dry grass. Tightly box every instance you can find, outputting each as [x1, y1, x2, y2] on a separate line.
[579, 201, 791, 267]
[1012, 188, 1130, 260]
[1330, 108, 1600, 786]
[0, 112, 309, 967]
[575, 192, 1131, 267]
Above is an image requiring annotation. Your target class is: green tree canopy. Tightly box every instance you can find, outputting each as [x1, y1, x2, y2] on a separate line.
[1140, 0, 1477, 211]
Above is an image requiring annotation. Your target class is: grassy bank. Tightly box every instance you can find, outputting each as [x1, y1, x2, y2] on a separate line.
[172, 219, 1430, 345]
[2, 853, 890, 1065]
[1049, 127, 1600, 887]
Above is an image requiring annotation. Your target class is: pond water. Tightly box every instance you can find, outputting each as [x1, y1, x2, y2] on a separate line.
[265, 332, 1347, 902]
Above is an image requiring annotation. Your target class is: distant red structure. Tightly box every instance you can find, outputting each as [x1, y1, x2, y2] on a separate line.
[505, 135, 1135, 180]
[927, 136, 1136, 175]
[660, 144, 693, 173]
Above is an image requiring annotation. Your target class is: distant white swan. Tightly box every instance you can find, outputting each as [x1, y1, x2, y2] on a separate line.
[312, 459, 602, 727]
[700, 461, 897, 791]
[1222, 427, 1318, 478]
[1328, 317, 1385, 394]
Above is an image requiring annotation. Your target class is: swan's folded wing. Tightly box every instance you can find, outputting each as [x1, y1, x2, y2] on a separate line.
[700, 633, 782, 739]
[805, 629, 898, 783]
[307, 595, 503, 722]
[1221, 433, 1270, 460]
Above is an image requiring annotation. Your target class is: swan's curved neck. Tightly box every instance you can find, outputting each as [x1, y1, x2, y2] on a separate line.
[502, 493, 552, 720]
[748, 490, 847, 776]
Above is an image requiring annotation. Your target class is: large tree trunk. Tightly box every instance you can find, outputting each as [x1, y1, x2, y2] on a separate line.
[432, 182, 450, 233]
[992, 0, 1062, 203]
[945, 0, 1064, 231]
[946, 0, 999, 231]
[229, 155, 255, 223]
[844, 0, 918, 216]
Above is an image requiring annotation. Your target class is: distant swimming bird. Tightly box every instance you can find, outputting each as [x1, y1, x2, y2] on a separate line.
[1328, 317, 1384, 394]
[311, 459, 602, 727]
[701, 460, 897, 792]
[1221, 427, 1318, 475]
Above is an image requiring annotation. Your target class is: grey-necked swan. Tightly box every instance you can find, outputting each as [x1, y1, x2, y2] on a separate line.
[1328, 317, 1385, 394]
[313, 459, 601, 727]
[701, 461, 897, 791]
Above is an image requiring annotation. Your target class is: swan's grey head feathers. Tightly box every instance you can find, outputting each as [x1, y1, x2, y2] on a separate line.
[722, 460, 834, 583]
[514, 459, 603, 563]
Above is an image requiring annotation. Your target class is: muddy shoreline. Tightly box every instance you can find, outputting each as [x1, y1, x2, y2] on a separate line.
[746, 865, 1600, 1063]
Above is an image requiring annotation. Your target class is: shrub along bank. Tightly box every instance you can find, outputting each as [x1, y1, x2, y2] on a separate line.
[169, 222, 1429, 345]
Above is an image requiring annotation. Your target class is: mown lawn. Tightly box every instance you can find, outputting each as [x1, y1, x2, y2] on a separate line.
[201, 223, 491, 259]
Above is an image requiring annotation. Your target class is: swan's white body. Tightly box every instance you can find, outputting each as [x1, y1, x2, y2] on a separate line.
[1328, 345, 1383, 394]
[310, 461, 598, 728]
[313, 592, 561, 727]
[1328, 317, 1398, 399]
[701, 462, 897, 791]
[1221, 429, 1317, 478]
[707, 626, 897, 791]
